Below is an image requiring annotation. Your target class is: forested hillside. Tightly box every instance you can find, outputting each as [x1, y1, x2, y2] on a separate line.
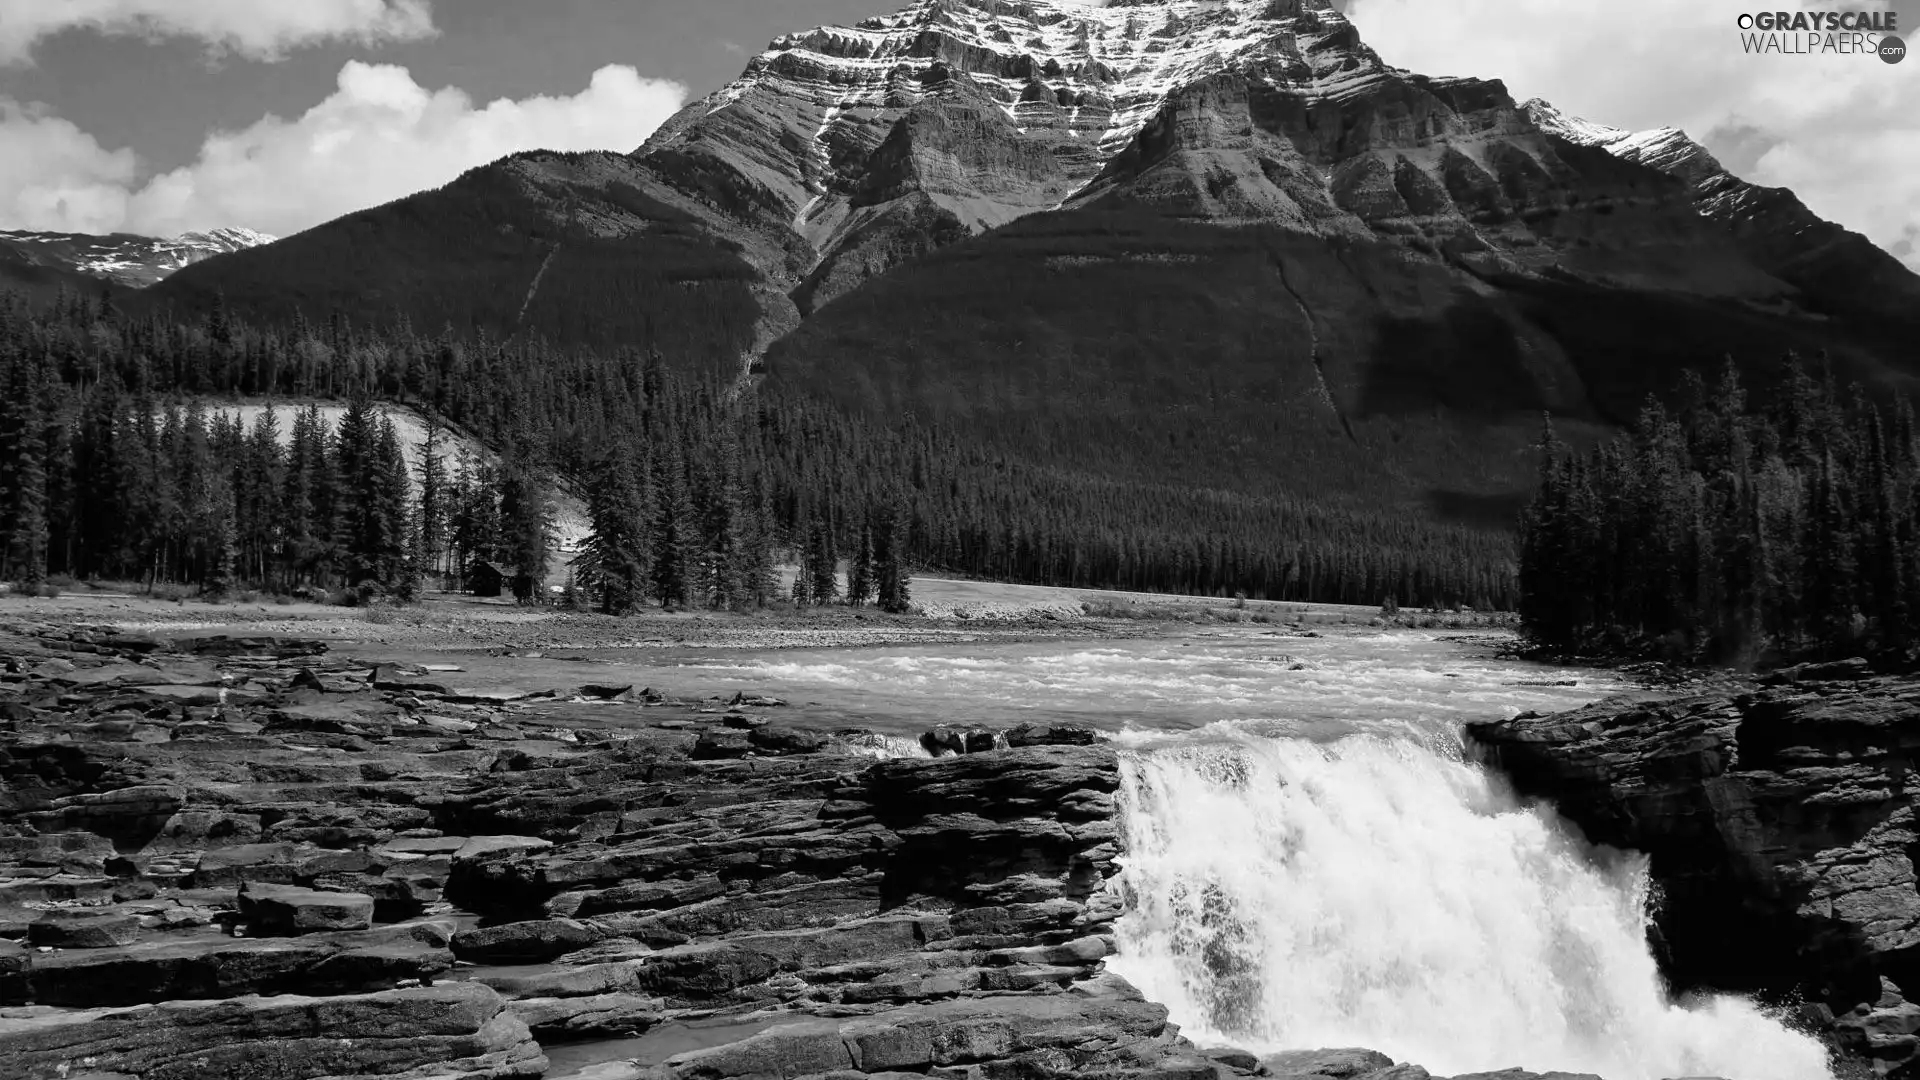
[1520, 358, 1920, 664]
[0, 291, 1515, 610]
[769, 206, 1920, 524]
[146, 152, 768, 374]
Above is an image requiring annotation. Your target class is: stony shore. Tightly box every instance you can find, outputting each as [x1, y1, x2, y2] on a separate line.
[0, 619, 1709, 1080]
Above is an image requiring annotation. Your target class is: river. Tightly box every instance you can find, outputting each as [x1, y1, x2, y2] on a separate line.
[658, 627, 1833, 1080]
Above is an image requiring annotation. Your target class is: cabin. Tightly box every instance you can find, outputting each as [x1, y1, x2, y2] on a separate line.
[467, 560, 507, 598]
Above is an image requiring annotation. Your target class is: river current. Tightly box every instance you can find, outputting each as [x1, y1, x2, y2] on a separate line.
[666, 628, 1832, 1080]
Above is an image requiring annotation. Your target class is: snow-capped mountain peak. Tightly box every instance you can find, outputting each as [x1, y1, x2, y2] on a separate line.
[0, 227, 278, 289]
[1523, 98, 1717, 178]
[639, 0, 1383, 250]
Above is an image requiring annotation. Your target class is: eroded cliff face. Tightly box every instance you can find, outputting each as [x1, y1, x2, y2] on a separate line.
[637, 0, 1794, 314]
[1468, 669, 1920, 1073]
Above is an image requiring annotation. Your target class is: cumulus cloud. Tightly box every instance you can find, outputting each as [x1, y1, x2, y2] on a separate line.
[0, 62, 689, 239]
[0, 0, 436, 65]
[1345, 0, 1920, 271]
[0, 101, 138, 233]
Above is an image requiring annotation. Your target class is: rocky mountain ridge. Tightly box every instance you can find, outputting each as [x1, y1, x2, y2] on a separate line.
[0, 227, 275, 290]
[1524, 98, 1920, 327]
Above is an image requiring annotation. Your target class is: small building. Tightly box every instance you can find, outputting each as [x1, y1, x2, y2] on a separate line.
[468, 560, 507, 598]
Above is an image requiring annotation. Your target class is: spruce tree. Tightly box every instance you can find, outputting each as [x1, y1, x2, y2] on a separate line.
[0, 355, 49, 584]
[579, 443, 648, 614]
[373, 415, 412, 589]
[848, 514, 875, 608]
[416, 420, 450, 587]
[649, 441, 695, 609]
[876, 495, 912, 614]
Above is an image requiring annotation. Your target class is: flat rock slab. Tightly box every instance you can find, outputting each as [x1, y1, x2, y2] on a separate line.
[10, 924, 456, 1007]
[29, 909, 141, 948]
[454, 918, 607, 963]
[239, 882, 374, 934]
[0, 979, 545, 1080]
[53, 662, 221, 689]
[453, 836, 553, 863]
[378, 836, 469, 857]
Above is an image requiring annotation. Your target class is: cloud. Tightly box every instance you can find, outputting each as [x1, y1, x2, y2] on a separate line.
[1344, 0, 1920, 271]
[0, 62, 689, 239]
[0, 0, 437, 65]
[0, 101, 138, 233]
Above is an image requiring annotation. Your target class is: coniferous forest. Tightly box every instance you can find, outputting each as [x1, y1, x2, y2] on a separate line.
[1519, 357, 1920, 664]
[0, 290, 1518, 612]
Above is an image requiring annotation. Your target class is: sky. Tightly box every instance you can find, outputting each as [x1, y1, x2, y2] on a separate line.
[0, 0, 1913, 270]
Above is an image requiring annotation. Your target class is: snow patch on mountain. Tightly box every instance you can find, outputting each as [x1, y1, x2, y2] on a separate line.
[642, 0, 1393, 250]
[0, 227, 278, 288]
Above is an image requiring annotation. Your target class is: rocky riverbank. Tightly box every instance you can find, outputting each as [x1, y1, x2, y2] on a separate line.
[0, 619, 1713, 1080]
[1468, 661, 1920, 1076]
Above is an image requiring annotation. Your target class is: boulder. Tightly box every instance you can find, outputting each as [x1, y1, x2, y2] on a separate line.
[1261, 1048, 1396, 1077]
[919, 726, 1002, 756]
[239, 882, 375, 935]
[1005, 723, 1099, 748]
[579, 684, 635, 701]
[453, 918, 610, 963]
[692, 730, 755, 759]
[747, 725, 830, 755]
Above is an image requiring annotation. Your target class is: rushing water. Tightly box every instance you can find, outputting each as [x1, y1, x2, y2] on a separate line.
[671, 629, 1833, 1080]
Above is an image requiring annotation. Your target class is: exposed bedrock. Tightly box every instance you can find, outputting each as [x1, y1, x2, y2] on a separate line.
[1469, 668, 1920, 1074]
[0, 619, 1731, 1080]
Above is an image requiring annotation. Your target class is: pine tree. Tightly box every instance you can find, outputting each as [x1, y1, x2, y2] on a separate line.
[334, 396, 379, 585]
[649, 441, 695, 609]
[415, 419, 450, 588]
[373, 415, 412, 589]
[848, 513, 875, 608]
[579, 443, 648, 614]
[0, 354, 49, 584]
[500, 462, 553, 604]
[876, 494, 912, 614]
[808, 512, 839, 605]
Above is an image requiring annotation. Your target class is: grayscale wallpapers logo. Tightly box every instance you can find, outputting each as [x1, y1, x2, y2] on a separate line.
[1736, 9, 1905, 60]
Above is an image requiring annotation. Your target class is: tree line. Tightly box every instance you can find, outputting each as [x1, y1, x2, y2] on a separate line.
[1520, 355, 1920, 664]
[1, 289, 1519, 611]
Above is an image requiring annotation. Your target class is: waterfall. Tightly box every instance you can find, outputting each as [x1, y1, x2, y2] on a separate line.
[1107, 724, 1833, 1080]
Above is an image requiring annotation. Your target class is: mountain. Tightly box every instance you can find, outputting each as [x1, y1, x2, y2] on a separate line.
[0, 227, 275, 290]
[145, 0, 1920, 521]
[1523, 99, 1920, 332]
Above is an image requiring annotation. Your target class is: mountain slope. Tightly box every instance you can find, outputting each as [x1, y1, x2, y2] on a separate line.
[1524, 99, 1920, 334]
[144, 0, 1920, 521]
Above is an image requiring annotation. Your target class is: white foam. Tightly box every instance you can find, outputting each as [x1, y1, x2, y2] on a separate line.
[1108, 724, 1834, 1080]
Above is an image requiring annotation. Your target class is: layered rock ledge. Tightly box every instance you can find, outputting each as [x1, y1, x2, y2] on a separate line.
[0, 619, 1717, 1080]
[1468, 667, 1920, 1074]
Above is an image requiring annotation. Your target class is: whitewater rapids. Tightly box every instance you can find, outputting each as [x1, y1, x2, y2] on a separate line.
[669, 629, 1834, 1079]
[1108, 724, 1832, 1080]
